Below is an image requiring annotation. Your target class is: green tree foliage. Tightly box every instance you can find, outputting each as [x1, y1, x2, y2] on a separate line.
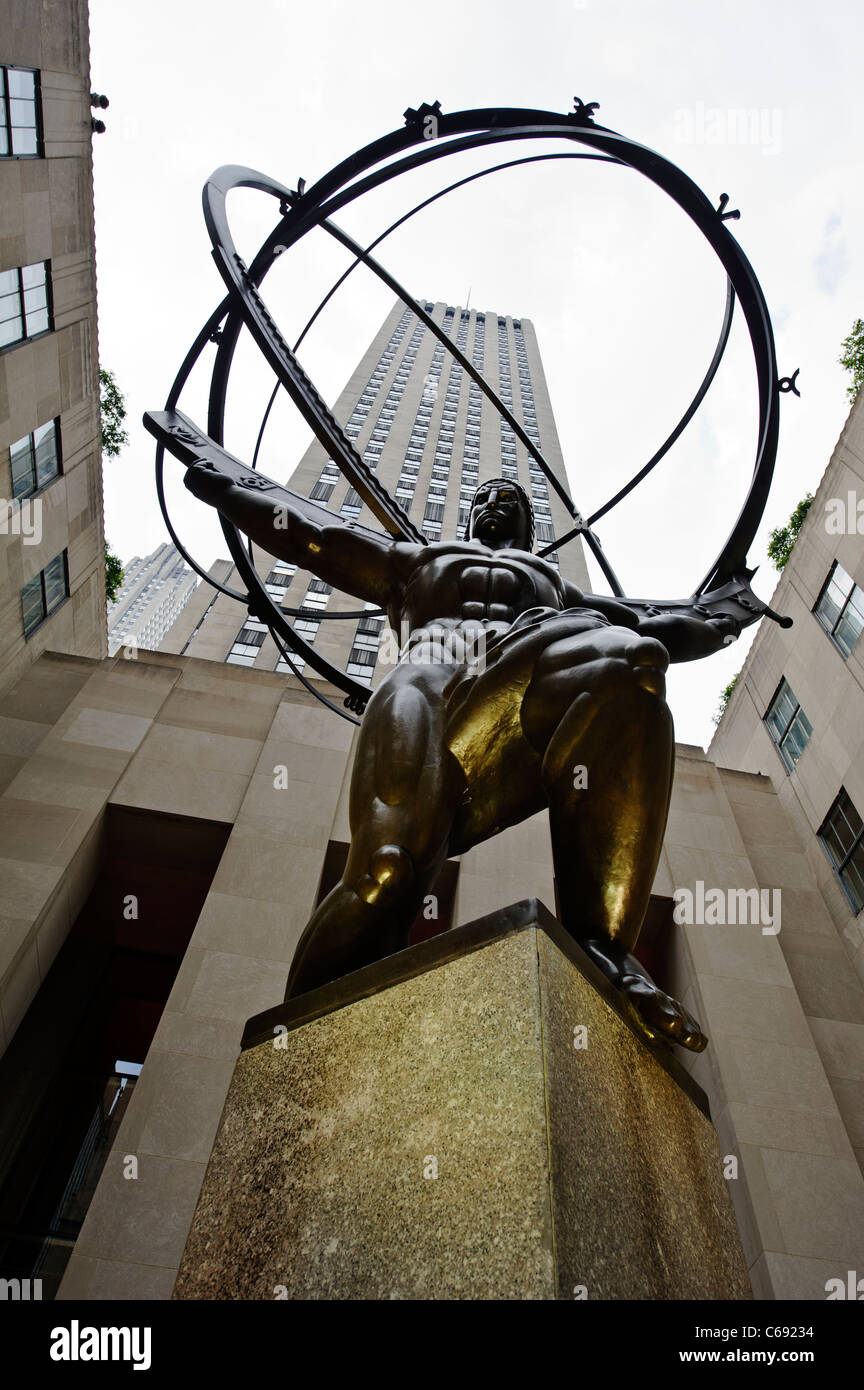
[105, 544, 123, 602]
[712, 671, 740, 727]
[100, 369, 127, 607]
[839, 317, 864, 403]
[767, 493, 814, 571]
[99, 367, 129, 459]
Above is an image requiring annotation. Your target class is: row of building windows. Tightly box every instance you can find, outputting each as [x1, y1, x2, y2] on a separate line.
[760, 559, 864, 912]
[764, 561, 863, 773]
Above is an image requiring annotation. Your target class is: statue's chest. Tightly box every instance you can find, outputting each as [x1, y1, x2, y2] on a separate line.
[456, 562, 527, 605]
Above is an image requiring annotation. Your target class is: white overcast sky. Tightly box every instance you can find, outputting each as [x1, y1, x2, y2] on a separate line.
[89, 0, 864, 746]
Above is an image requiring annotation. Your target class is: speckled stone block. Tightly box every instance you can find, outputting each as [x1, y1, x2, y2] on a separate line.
[173, 902, 750, 1300]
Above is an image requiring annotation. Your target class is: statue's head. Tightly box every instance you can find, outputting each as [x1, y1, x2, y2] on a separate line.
[468, 478, 535, 551]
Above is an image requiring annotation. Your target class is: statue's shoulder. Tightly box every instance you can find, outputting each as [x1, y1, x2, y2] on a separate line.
[400, 539, 489, 566]
[501, 546, 564, 583]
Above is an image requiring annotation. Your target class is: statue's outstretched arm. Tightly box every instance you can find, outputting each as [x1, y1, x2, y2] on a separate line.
[183, 462, 395, 607]
[561, 579, 740, 662]
[145, 408, 401, 607]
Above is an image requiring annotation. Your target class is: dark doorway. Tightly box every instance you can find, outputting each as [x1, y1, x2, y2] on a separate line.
[0, 805, 231, 1299]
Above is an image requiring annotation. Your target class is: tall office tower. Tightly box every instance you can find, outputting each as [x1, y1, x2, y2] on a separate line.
[170, 299, 590, 686]
[0, 2, 106, 697]
[106, 542, 197, 656]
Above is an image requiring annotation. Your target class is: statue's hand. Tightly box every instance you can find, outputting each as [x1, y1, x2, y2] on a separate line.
[706, 615, 741, 647]
[638, 611, 741, 662]
[184, 461, 237, 505]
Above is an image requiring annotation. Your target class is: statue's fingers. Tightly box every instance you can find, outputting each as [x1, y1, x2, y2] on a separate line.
[184, 464, 235, 501]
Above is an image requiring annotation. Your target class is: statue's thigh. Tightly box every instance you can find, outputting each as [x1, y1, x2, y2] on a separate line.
[522, 626, 666, 750]
[445, 657, 547, 854]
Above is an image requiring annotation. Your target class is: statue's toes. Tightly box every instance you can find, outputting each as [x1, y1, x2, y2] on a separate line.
[679, 1009, 709, 1053]
[623, 980, 708, 1052]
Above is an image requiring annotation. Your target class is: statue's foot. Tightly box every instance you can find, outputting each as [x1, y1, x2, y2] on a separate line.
[577, 937, 708, 1052]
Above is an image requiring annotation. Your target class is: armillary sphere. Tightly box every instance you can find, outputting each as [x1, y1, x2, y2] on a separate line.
[145, 98, 796, 726]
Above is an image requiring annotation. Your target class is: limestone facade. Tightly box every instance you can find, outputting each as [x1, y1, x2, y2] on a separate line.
[0, 0, 105, 700]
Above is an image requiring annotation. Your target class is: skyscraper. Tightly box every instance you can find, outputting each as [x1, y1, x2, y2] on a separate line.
[167, 299, 590, 683]
[106, 542, 197, 657]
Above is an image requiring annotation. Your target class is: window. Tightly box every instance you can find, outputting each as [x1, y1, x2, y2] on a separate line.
[764, 677, 812, 772]
[1, 65, 42, 157]
[226, 625, 267, 665]
[819, 790, 864, 914]
[0, 260, 51, 349]
[424, 501, 445, 524]
[310, 480, 334, 502]
[276, 653, 305, 674]
[9, 418, 61, 499]
[814, 562, 864, 658]
[302, 585, 330, 610]
[21, 550, 68, 636]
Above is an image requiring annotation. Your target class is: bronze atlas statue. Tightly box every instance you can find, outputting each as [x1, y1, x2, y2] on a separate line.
[145, 101, 797, 1053]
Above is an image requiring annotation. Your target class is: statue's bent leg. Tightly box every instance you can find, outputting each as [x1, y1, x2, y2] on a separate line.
[284, 660, 465, 999]
[523, 629, 707, 1051]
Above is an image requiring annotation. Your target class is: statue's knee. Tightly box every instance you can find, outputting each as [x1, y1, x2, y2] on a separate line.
[624, 637, 669, 697]
[354, 843, 415, 906]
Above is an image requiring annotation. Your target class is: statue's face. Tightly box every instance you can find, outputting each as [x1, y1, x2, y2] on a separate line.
[469, 481, 531, 550]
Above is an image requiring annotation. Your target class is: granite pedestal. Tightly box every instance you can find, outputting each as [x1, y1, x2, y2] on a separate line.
[173, 900, 750, 1300]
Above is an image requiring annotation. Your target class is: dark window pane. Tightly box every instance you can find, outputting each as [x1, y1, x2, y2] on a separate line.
[821, 819, 847, 868]
[783, 716, 810, 767]
[33, 420, 59, 486]
[836, 589, 864, 657]
[843, 842, 864, 912]
[348, 647, 377, 667]
[841, 795, 864, 841]
[21, 573, 45, 634]
[10, 434, 36, 498]
[815, 585, 843, 634]
[766, 682, 795, 740]
[820, 792, 864, 900]
[235, 627, 265, 648]
[43, 553, 67, 613]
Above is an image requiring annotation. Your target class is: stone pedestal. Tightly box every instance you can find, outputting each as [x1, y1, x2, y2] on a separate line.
[173, 900, 750, 1300]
